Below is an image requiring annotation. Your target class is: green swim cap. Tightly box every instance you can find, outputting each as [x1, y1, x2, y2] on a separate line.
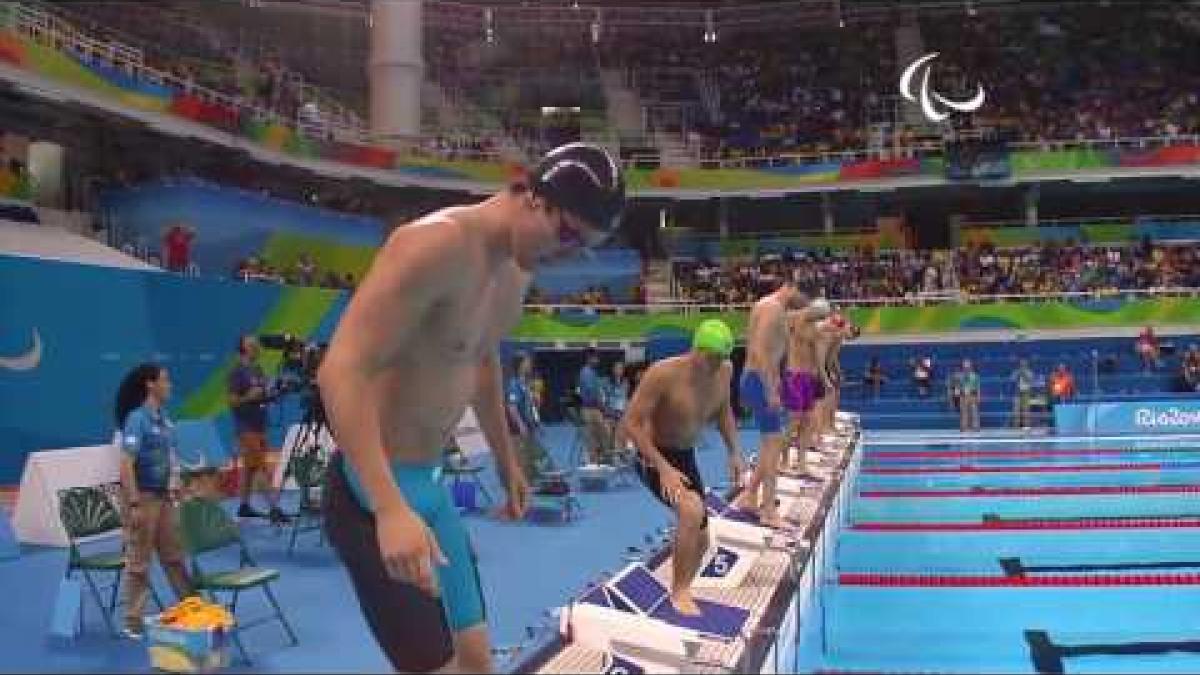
[693, 319, 734, 357]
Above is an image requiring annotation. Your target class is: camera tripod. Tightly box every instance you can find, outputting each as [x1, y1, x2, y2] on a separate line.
[276, 395, 332, 521]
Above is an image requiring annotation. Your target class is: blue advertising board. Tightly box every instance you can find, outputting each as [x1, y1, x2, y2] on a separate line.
[1055, 399, 1200, 435]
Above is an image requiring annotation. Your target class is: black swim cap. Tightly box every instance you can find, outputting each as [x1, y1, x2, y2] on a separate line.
[529, 143, 625, 240]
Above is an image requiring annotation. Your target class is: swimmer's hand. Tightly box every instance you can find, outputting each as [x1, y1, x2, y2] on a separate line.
[499, 471, 532, 521]
[376, 506, 448, 597]
[659, 465, 692, 507]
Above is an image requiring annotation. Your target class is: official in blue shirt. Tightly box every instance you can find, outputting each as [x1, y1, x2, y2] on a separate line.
[506, 353, 549, 481]
[578, 348, 611, 464]
[114, 363, 193, 639]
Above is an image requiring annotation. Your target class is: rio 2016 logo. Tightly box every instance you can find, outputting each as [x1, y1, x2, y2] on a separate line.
[900, 52, 986, 123]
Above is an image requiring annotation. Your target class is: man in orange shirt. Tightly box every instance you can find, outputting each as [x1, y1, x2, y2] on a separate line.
[1050, 364, 1076, 405]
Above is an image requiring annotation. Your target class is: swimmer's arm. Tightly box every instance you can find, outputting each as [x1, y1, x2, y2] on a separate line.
[317, 226, 456, 516]
[715, 363, 741, 459]
[750, 306, 784, 398]
[622, 366, 671, 471]
[473, 352, 523, 485]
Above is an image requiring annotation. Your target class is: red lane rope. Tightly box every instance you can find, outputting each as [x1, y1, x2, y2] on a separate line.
[863, 462, 1171, 474]
[840, 572, 1200, 587]
[853, 518, 1200, 531]
[860, 484, 1200, 498]
[865, 448, 1153, 459]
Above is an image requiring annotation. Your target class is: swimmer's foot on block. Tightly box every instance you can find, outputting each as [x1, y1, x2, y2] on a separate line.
[670, 590, 703, 617]
[731, 492, 759, 514]
[759, 510, 786, 530]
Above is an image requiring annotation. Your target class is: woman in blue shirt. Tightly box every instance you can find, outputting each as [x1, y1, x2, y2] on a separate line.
[603, 360, 631, 450]
[114, 363, 194, 639]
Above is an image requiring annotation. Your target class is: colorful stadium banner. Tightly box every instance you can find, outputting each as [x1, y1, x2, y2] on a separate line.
[1055, 400, 1200, 435]
[6, 27, 1200, 193]
[512, 297, 1200, 341]
[0, 253, 343, 483]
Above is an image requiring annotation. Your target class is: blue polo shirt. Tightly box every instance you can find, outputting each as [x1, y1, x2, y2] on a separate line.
[578, 365, 603, 408]
[228, 363, 268, 433]
[603, 377, 629, 416]
[506, 377, 539, 432]
[121, 404, 176, 494]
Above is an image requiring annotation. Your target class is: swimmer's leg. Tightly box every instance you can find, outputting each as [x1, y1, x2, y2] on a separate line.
[755, 431, 786, 529]
[670, 491, 707, 616]
[450, 625, 493, 674]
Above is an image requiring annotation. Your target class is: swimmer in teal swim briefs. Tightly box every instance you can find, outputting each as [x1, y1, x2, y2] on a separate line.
[318, 143, 626, 673]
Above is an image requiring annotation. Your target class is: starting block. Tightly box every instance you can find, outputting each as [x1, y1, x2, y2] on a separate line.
[692, 538, 758, 589]
[777, 473, 823, 498]
[578, 464, 617, 492]
[599, 650, 675, 674]
[562, 563, 751, 660]
[527, 493, 580, 524]
[703, 491, 799, 537]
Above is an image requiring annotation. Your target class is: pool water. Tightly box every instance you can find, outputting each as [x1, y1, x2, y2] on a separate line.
[795, 433, 1200, 674]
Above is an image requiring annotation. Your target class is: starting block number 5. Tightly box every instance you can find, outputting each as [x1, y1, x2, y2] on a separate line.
[700, 546, 741, 579]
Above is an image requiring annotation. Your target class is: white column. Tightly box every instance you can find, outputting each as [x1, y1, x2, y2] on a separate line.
[369, 0, 423, 147]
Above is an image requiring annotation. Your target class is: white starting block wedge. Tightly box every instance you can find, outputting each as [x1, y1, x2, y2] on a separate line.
[703, 491, 800, 536]
[599, 650, 678, 675]
[562, 563, 752, 660]
[578, 463, 617, 492]
[777, 474, 823, 498]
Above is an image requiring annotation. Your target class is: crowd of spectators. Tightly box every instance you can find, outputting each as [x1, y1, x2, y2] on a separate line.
[620, 5, 1200, 159]
[51, 2, 350, 133]
[674, 238, 1200, 304]
[232, 252, 356, 291]
[46, 1, 1200, 163]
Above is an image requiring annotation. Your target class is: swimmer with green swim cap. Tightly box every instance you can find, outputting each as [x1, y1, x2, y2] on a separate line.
[618, 318, 746, 616]
[693, 318, 735, 357]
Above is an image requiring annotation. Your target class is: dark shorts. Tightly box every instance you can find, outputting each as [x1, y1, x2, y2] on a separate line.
[323, 454, 485, 673]
[636, 447, 708, 529]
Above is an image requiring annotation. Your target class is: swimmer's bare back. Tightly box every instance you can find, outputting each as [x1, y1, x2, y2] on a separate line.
[319, 208, 530, 469]
[745, 295, 788, 377]
[787, 311, 820, 373]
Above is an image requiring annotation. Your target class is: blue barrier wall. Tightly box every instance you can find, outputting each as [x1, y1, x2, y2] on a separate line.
[534, 249, 642, 301]
[99, 179, 387, 275]
[0, 254, 344, 483]
[102, 180, 642, 299]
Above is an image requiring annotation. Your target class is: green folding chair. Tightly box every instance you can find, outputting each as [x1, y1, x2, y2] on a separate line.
[177, 497, 298, 664]
[285, 449, 329, 556]
[56, 485, 161, 637]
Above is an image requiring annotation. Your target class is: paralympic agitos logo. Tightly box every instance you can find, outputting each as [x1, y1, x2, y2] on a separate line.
[899, 52, 986, 123]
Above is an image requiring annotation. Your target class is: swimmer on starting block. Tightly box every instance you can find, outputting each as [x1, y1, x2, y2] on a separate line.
[781, 297, 831, 475]
[733, 278, 811, 529]
[317, 143, 625, 673]
[814, 309, 860, 439]
[619, 319, 747, 616]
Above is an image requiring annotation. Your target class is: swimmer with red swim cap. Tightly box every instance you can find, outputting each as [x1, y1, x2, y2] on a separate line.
[317, 143, 625, 673]
[813, 306, 860, 439]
